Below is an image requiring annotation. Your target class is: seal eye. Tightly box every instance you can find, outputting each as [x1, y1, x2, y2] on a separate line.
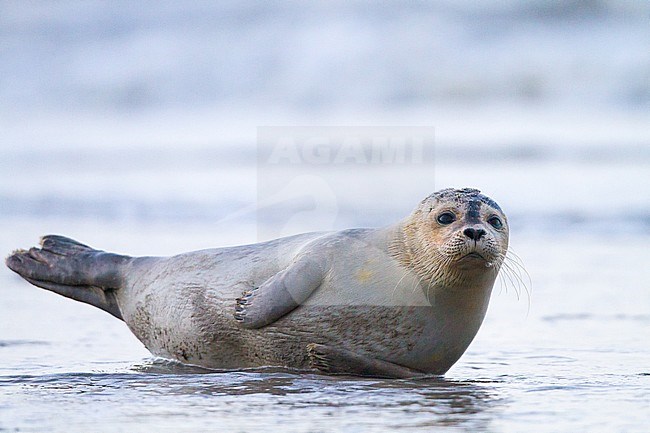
[488, 216, 503, 229]
[437, 212, 456, 225]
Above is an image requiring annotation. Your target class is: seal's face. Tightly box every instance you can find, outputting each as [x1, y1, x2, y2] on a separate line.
[401, 188, 509, 287]
[427, 188, 508, 268]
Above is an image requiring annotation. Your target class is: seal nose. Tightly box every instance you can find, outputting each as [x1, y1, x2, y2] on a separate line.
[463, 227, 486, 241]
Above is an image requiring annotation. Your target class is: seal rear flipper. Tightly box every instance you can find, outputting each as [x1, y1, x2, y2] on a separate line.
[307, 343, 426, 379]
[23, 277, 123, 320]
[234, 255, 326, 329]
[5, 235, 130, 320]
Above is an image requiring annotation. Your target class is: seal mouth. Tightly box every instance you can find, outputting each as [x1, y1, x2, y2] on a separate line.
[460, 252, 486, 261]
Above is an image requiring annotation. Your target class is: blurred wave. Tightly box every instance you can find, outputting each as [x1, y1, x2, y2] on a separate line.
[1, 0, 648, 113]
[0, 1, 647, 237]
[0, 142, 648, 234]
[2, 194, 648, 236]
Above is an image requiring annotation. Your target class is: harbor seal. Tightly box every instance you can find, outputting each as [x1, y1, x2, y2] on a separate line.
[5, 187, 508, 378]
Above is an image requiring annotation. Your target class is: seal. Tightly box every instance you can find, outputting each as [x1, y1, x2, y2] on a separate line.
[5, 187, 509, 378]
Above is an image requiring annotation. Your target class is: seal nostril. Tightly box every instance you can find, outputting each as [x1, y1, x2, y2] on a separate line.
[463, 228, 486, 240]
[463, 228, 476, 240]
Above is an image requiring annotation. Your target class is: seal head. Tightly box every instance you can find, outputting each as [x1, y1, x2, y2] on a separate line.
[394, 187, 509, 289]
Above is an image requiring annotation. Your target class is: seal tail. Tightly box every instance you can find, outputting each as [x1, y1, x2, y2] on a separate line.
[5, 235, 130, 320]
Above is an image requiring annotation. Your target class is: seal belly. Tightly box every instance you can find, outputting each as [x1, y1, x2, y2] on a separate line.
[257, 304, 485, 374]
[263, 306, 428, 367]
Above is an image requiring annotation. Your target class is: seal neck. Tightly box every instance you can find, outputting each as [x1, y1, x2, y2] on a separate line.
[387, 221, 437, 285]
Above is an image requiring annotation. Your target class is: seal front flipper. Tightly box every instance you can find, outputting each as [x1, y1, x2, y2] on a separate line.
[5, 235, 131, 320]
[307, 343, 426, 379]
[234, 255, 326, 329]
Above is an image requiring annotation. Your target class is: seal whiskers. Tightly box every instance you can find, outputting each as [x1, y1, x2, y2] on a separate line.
[495, 249, 532, 315]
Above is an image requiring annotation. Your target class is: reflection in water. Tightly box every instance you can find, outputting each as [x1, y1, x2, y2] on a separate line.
[1, 359, 502, 431]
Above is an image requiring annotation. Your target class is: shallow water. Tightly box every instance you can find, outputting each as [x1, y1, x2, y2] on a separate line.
[1, 368, 501, 433]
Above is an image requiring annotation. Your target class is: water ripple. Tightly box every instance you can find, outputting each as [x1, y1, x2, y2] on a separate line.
[542, 313, 650, 322]
[0, 340, 49, 347]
